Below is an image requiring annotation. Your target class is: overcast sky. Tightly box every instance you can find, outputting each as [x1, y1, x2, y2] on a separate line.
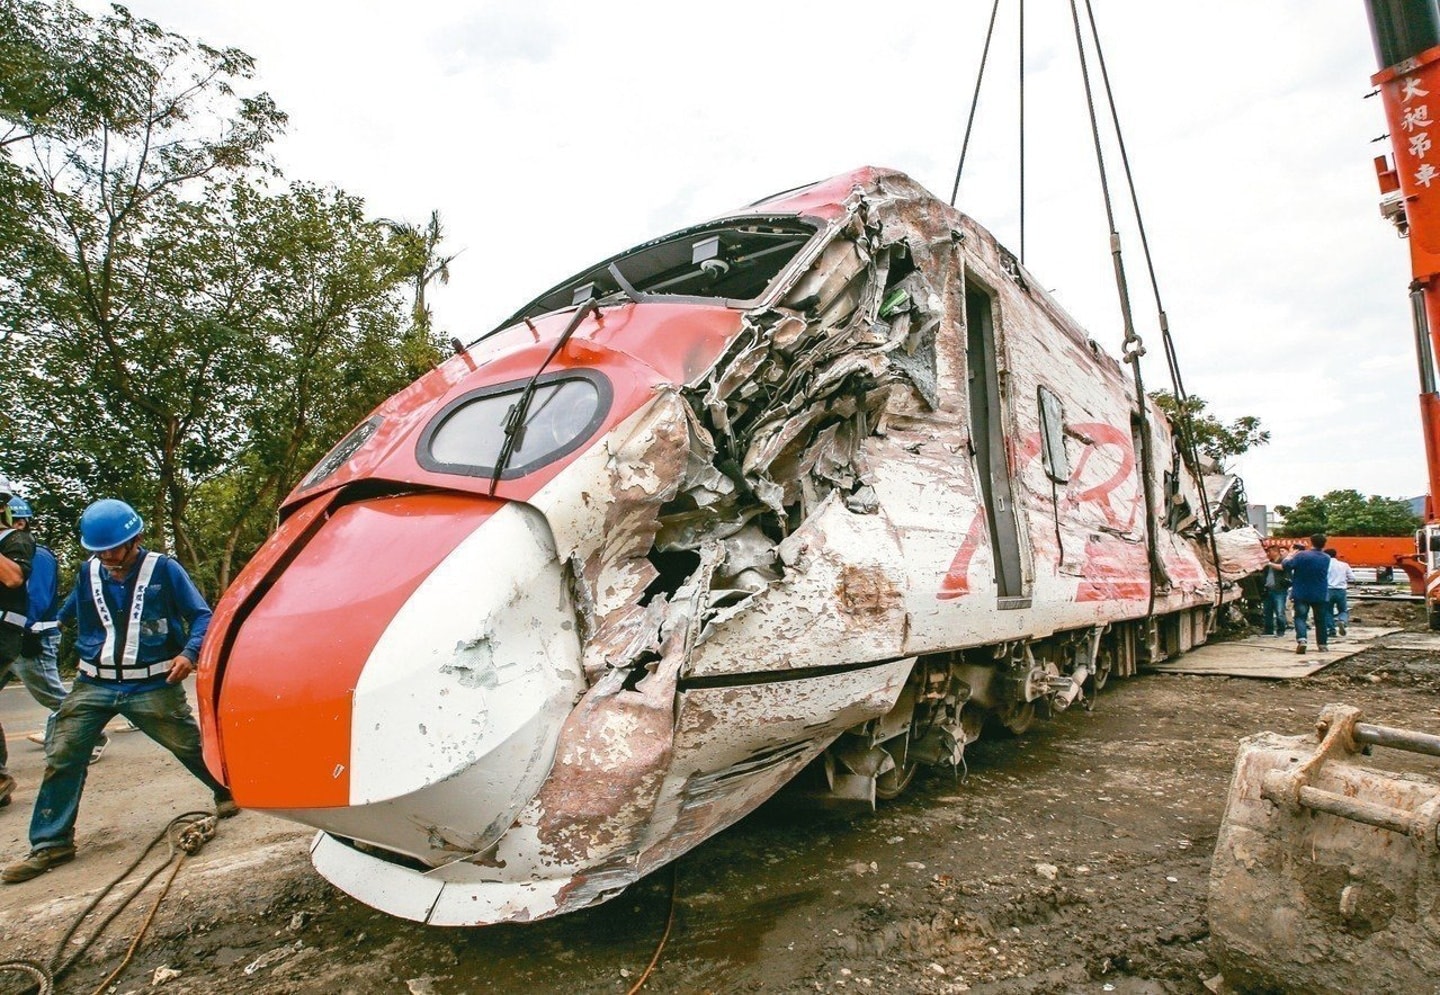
[113, 0, 1419, 509]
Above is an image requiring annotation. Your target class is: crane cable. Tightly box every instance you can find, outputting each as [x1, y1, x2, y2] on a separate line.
[1064, 0, 1171, 621]
[1074, 0, 1227, 619]
[949, 0, 1002, 209]
[953, 1, 1216, 622]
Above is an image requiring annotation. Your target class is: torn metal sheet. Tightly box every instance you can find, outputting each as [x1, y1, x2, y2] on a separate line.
[201, 166, 1267, 927]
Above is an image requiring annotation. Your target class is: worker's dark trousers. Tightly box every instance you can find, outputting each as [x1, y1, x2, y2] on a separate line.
[1292, 599, 1328, 647]
[29, 680, 228, 852]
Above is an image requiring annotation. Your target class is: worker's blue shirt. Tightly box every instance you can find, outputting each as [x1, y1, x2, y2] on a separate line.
[58, 548, 211, 692]
[1286, 550, 1332, 603]
[24, 544, 58, 626]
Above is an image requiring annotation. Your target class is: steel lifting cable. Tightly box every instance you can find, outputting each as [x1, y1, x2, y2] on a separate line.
[1064, 0, 1169, 616]
[1018, 0, 1026, 262]
[950, 0, 1002, 207]
[949, 0, 1027, 259]
[950, 2, 1213, 620]
[1078, 0, 1226, 616]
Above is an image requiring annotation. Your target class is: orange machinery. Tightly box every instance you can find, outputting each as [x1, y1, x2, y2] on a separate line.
[1260, 535, 1426, 593]
[1365, 0, 1440, 625]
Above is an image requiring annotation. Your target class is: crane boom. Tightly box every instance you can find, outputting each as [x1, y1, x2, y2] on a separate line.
[1365, 0, 1440, 624]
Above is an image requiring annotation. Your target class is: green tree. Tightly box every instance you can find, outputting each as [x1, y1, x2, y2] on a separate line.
[4, 177, 446, 593]
[198, 182, 442, 590]
[0, 1, 284, 550]
[381, 210, 460, 335]
[0, 3, 447, 593]
[1150, 390, 1269, 470]
[0, 0, 168, 151]
[1274, 489, 1422, 538]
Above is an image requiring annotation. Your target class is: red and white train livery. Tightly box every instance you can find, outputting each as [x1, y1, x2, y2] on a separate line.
[196, 168, 1265, 925]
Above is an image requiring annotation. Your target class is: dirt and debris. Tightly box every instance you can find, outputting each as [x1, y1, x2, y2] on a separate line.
[0, 599, 1432, 993]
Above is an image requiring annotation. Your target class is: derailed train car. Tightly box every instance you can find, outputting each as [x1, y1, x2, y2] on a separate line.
[196, 167, 1267, 925]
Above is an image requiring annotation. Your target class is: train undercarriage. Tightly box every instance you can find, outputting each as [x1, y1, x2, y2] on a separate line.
[822, 607, 1214, 805]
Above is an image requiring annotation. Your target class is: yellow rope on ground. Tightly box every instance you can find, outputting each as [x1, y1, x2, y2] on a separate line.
[88, 851, 188, 995]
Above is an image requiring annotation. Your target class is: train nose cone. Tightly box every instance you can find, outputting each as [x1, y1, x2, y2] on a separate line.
[217, 493, 585, 862]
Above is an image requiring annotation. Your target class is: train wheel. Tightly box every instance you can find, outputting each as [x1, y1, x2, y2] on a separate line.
[874, 737, 918, 801]
[1088, 649, 1113, 693]
[998, 701, 1036, 736]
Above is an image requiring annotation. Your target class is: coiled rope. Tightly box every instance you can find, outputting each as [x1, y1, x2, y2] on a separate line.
[0, 810, 218, 995]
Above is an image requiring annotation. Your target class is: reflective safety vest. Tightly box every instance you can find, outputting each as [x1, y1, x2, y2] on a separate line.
[77, 552, 170, 681]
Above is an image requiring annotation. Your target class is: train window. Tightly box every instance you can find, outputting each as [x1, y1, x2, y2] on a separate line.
[299, 416, 383, 490]
[417, 371, 612, 480]
[496, 218, 818, 329]
[1038, 386, 1070, 483]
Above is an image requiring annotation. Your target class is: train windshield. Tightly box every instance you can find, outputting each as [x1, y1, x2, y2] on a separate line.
[417, 371, 612, 480]
[498, 217, 817, 328]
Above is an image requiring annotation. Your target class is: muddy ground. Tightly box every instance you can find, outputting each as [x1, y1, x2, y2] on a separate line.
[0, 597, 1436, 995]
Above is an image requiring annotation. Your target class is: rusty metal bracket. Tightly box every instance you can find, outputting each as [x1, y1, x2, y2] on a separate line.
[1260, 703, 1440, 853]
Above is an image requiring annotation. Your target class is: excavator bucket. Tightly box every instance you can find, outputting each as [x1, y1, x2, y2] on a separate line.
[1208, 704, 1440, 994]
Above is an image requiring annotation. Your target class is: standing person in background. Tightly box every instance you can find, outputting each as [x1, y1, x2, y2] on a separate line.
[1285, 534, 1332, 656]
[1261, 546, 1290, 637]
[0, 474, 36, 808]
[1325, 548, 1357, 638]
[1286, 545, 1305, 623]
[3, 497, 107, 762]
[2, 498, 238, 885]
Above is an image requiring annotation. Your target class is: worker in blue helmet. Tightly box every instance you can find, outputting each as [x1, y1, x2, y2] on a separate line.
[0, 473, 36, 810]
[0, 496, 98, 762]
[2, 498, 238, 885]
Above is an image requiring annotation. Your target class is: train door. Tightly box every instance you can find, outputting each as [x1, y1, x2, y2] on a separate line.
[965, 283, 1029, 609]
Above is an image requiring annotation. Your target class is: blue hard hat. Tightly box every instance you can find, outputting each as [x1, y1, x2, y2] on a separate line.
[7, 496, 33, 519]
[79, 499, 144, 552]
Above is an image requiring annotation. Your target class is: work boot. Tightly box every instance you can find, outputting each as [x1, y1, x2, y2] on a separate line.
[0, 774, 14, 808]
[215, 797, 240, 819]
[1295, 642, 1306, 655]
[1339, 621, 1348, 636]
[2, 845, 76, 884]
